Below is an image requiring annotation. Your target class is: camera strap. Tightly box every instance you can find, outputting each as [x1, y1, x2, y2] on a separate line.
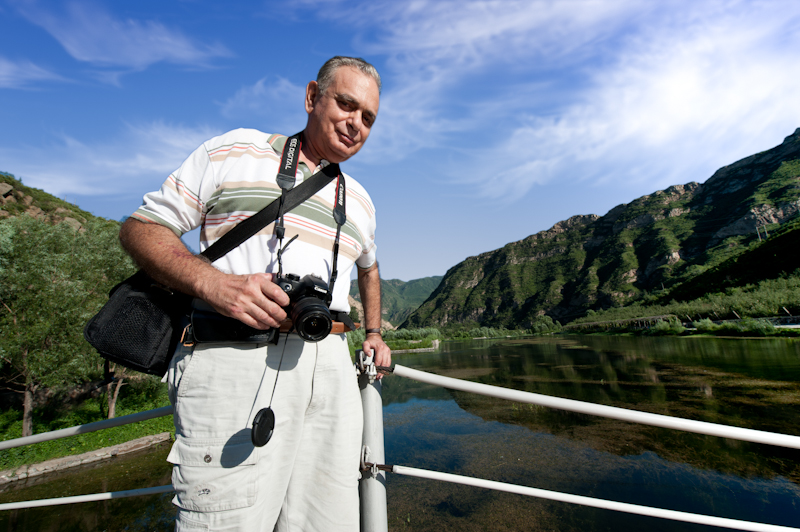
[249, 134, 347, 449]
[272, 131, 346, 303]
[328, 174, 346, 305]
[275, 132, 302, 245]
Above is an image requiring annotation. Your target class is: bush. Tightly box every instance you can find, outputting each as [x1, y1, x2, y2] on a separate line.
[650, 318, 685, 336]
[384, 328, 442, 341]
[718, 318, 776, 337]
[692, 318, 718, 333]
[529, 316, 562, 335]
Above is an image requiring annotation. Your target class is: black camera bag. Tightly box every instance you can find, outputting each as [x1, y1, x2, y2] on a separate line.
[84, 158, 340, 375]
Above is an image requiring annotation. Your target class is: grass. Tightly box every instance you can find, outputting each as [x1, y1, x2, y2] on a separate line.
[0, 379, 172, 472]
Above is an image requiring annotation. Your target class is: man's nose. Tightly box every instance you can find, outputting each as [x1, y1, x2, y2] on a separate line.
[347, 111, 363, 132]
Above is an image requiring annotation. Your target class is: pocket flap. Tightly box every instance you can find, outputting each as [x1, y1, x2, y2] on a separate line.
[167, 437, 258, 512]
[168, 437, 257, 468]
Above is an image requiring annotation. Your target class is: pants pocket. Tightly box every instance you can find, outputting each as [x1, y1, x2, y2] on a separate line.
[175, 513, 209, 531]
[168, 438, 258, 512]
[168, 342, 196, 405]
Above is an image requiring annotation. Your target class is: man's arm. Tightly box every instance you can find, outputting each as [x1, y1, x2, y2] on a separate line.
[119, 218, 289, 329]
[357, 261, 391, 369]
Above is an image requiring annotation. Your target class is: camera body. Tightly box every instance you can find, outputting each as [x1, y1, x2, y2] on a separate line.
[275, 273, 332, 342]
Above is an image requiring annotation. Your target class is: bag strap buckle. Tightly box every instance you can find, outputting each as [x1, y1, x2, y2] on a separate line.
[180, 324, 195, 347]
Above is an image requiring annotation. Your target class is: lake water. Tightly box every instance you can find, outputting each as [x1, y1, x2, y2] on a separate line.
[2, 335, 799, 531]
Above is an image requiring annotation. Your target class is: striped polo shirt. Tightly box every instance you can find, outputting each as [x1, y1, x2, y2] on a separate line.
[131, 128, 377, 312]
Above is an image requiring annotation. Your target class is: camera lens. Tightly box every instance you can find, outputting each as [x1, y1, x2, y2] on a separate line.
[291, 297, 332, 342]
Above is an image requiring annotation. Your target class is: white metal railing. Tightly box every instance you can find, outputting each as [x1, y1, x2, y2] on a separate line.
[0, 486, 173, 511]
[386, 465, 798, 532]
[1, 359, 798, 532]
[374, 363, 800, 532]
[389, 364, 800, 449]
[0, 406, 174, 451]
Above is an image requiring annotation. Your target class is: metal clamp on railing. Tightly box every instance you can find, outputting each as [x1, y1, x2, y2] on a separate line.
[356, 349, 378, 383]
[360, 445, 382, 476]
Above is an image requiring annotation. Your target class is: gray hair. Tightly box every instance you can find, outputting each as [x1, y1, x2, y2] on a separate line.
[317, 56, 382, 95]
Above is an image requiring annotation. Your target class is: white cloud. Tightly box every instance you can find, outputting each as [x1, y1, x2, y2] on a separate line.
[313, 0, 800, 199]
[1, 122, 220, 197]
[16, 1, 230, 72]
[356, 0, 638, 63]
[0, 55, 65, 88]
[298, 0, 647, 165]
[471, 3, 800, 198]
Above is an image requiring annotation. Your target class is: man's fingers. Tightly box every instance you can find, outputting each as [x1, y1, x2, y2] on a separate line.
[362, 340, 392, 379]
[261, 273, 291, 307]
[244, 302, 287, 329]
[206, 272, 288, 329]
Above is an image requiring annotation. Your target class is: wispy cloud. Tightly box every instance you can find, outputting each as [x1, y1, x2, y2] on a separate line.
[1, 122, 220, 197]
[219, 76, 308, 131]
[15, 1, 231, 73]
[0, 55, 65, 88]
[472, 3, 800, 198]
[301, 0, 645, 162]
[310, 0, 800, 199]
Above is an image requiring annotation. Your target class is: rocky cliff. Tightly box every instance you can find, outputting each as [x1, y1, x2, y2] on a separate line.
[403, 128, 800, 329]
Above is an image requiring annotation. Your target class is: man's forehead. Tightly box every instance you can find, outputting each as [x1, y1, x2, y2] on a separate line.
[328, 67, 379, 115]
[330, 67, 379, 96]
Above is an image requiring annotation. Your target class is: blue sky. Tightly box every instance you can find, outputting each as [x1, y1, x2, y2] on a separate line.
[2, 1, 799, 281]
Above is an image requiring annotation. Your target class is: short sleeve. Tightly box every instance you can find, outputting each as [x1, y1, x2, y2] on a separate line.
[130, 141, 216, 235]
[356, 211, 377, 270]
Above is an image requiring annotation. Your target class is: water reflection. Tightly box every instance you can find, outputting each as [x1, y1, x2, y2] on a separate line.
[0, 442, 175, 531]
[382, 335, 800, 531]
[1, 336, 799, 531]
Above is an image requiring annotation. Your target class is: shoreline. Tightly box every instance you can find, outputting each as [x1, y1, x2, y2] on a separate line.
[390, 339, 440, 354]
[0, 432, 171, 487]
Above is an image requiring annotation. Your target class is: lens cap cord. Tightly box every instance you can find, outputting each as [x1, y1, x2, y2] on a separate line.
[251, 333, 290, 447]
[251, 132, 347, 447]
[251, 230, 298, 447]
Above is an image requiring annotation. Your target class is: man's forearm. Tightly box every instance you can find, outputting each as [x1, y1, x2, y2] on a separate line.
[118, 218, 289, 329]
[357, 263, 382, 331]
[357, 262, 391, 370]
[119, 218, 218, 299]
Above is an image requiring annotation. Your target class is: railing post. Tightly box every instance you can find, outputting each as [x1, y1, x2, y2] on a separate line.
[357, 350, 388, 532]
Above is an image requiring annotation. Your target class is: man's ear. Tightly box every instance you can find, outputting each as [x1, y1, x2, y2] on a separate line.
[305, 81, 319, 114]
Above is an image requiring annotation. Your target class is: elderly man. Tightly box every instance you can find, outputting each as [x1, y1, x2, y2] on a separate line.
[120, 56, 390, 531]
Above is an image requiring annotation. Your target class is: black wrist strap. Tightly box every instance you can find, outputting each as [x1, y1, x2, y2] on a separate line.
[199, 149, 340, 264]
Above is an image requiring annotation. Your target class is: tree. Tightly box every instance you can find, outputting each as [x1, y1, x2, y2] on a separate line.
[0, 215, 136, 436]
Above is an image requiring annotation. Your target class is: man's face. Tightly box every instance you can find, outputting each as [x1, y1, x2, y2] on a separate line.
[304, 66, 380, 164]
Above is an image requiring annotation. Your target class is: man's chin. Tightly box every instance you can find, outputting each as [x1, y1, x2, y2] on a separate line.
[329, 144, 360, 163]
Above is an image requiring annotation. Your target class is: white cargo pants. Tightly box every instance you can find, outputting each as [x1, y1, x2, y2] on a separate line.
[166, 333, 362, 531]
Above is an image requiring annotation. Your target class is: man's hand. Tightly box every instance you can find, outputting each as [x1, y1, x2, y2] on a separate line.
[198, 271, 290, 330]
[363, 332, 391, 377]
[120, 218, 290, 329]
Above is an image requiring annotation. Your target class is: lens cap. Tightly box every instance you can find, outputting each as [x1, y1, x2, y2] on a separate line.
[251, 407, 275, 447]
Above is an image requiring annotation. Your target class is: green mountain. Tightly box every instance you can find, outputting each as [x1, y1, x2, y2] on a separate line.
[403, 128, 800, 329]
[0, 172, 101, 227]
[350, 276, 443, 326]
[664, 215, 800, 303]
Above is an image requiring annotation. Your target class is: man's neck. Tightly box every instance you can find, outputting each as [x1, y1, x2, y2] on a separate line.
[299, 134, 322, 169]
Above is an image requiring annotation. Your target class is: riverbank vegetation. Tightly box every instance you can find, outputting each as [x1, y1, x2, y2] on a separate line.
[347, 327, 444, 355]
[571, 268, 800, 325]
[346, 318, 566, 357]
[0, 213, 137, 439]
[0, 376, 171, 472]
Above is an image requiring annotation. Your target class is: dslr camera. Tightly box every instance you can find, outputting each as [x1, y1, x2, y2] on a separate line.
[275, 273, 332, 342]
